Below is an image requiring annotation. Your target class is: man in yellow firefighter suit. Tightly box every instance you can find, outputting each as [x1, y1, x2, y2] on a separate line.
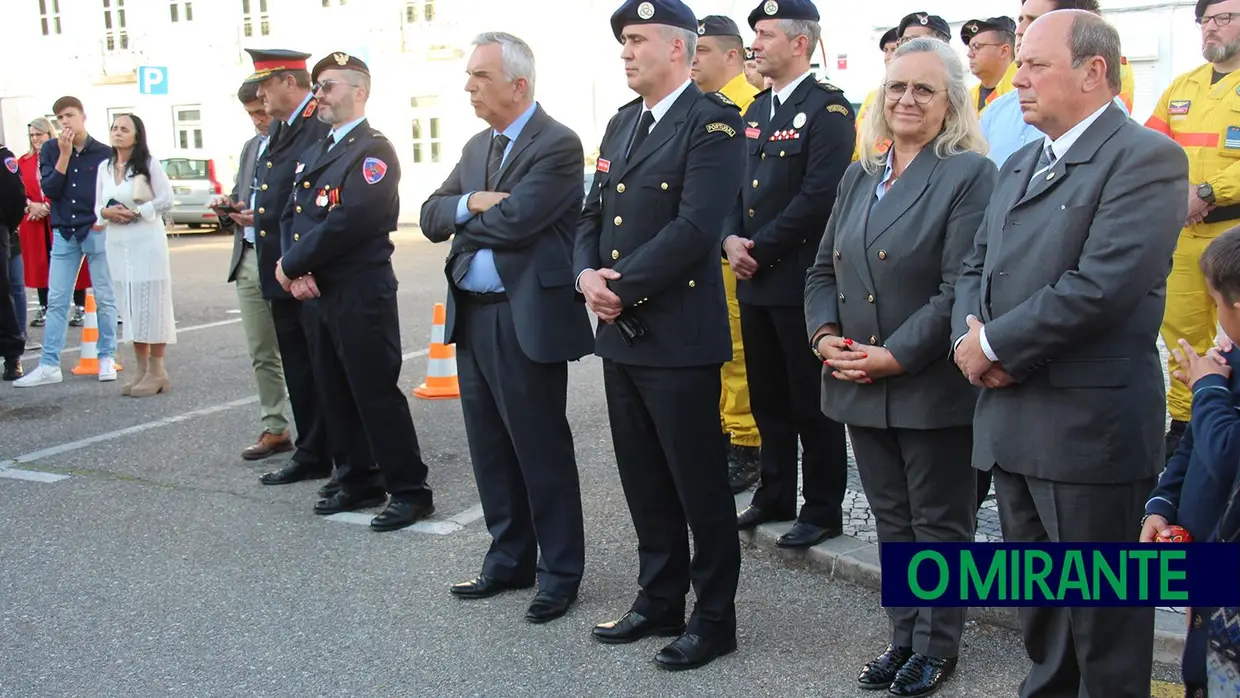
[852, 26, 897, 160]
[960, 16, 1016, 114]
[1146, 0, 1240, 459]
[692, 14, 763, 491]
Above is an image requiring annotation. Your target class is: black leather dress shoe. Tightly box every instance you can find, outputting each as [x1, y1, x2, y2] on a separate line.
[592, 611, 686, 644]
[313, 489, 387, 515]
[317, 475, 340, 499]
[526, 591, 576, 623]
[888, 654, 956, 697]
[3, 358, 23, 381]
[737, 504, 791, 529]
[370, 498, 434, 532]
[654, 632, 737, 671]
[857, 645, 913, 690]
[776, 521, 841, 548]
[449, 574, 534, 599]
[259, 461, 331, 486]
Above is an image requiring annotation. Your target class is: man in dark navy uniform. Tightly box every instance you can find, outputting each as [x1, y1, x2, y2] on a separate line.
[237, 49, 341, 494]
[276, 52, 435, 533]
[0, 145, 26, 373]
[574, 0, 744, 671]
[725, 0, 855, 548]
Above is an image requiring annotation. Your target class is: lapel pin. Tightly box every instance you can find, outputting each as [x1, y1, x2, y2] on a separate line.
[1046, 172, 1055, 180]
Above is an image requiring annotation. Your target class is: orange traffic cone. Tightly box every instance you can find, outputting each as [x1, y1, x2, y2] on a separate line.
[71, 290, 122, 376]
[413, 303, 459, 400]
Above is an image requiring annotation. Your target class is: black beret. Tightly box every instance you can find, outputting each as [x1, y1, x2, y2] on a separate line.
[697, 15, 742, 38]
[897, 12, 951, 41]
[611, 0, 699, 43]
[960, 16, 1016, 46]
[311, 51, 371, 84]
[747, 0, 820, 30]
[1198, 0, 1227, 19]
[243, 48, 311, 84]
[879, 27, 898, 50]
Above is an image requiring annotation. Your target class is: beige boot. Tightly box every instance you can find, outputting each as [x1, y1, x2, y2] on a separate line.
[121, 347, 148, 396]
[130, 356, 170, 397]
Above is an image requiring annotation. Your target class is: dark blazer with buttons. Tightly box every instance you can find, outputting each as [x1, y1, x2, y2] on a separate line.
[723, 78, 856, 307]
[806, 148, 995, 430]
[951, 103, 1189, 484]
[279, 120, 399, 289]
[224, 133, 262, 283]
[252, 95, 331, 299]
[419, 104, 594, 365]
[573, 84, 744, 368]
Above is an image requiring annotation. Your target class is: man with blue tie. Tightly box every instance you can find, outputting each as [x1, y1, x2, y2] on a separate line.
[420, 33, 593, 623]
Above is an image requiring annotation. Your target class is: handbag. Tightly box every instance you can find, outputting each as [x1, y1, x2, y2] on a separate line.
[131, 173, 154, 204]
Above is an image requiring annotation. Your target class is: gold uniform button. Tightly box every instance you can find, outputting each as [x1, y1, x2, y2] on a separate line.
[611, 249, 620, 260]
[878, 250, 887, 260]
[869, 335, 878, 344]
[748, 208, 755, 218]
[303, 182, 311, 189]
[614, 216, 623, 225]
[260, 183, 268, 191]
[616, 183, 625, 193]
[867, 294, 875, 303]
[834, 250, 840, 259]
[780, 150, 786, 157]
[259, 230, 266, 237]
[838, 292, 845, 301]
[752, 179, 759, 188]
[296, 205, 302, 213]
[257, 207, 265, 214]
[266, 161, 272, 169]
[294, 234, 300, 241]
[660, 182, 669, 190]
[688, 280, 696, 288]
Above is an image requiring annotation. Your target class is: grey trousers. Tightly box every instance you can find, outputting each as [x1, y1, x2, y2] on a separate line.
[849, 424, 976, 658]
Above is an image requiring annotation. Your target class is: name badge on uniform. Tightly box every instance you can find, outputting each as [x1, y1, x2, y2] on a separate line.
[1226, 126, 1240, 150]
[1168, 100, 1191, 116]
[597, 158, 610, 173]
[746, 127, 761, 139]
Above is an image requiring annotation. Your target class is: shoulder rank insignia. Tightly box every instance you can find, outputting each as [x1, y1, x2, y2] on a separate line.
[706, 122, 737, 138]
[3, 157, 17, 174]
[827, 104, 850, 116]
[302, 98, 318, 119]
[363, 157, 388, 184]
[815, 81, 845, 94]
[705, 91, 740, 111]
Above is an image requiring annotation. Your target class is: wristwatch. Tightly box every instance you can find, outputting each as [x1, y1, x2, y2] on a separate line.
[1198, 182, 1216, 205]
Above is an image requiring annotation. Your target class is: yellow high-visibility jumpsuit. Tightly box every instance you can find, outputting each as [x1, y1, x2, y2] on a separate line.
[719, 71, 761, 448]
[852, 87, 890, 163]
[995, 57, 1136, 112]
[969, 61, 1015, 114]
[1146, 63, 1240, 423]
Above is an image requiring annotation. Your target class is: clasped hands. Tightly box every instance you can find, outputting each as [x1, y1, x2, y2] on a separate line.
[98, 204, 139, 228]
[579, 268, 623, 323]
[815, 326, 903, 382]
[25, 200, 49, 221]
[275, 259, 320, 301]
[723, 235, 758, 280]
[954, 315, 1015, 389]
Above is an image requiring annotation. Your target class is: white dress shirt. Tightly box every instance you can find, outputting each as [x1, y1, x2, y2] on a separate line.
[771, 70, 814, 119]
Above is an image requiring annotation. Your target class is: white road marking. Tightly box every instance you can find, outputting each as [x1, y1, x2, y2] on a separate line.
[323, 511, 470, 536]
[0, 347, 430, 480]
[0, 468, 71, 483]
[21, 318, 244, 362]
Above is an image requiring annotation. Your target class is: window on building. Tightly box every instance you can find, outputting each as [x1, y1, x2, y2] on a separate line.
[173, 105, 204, 150]
[242, 0, 269, 37]
[102, 0, 128, 51]
[410, 96, 442, 165]
[170, 1, 193, 22]
[404, 0, 434, 23]
[39, 0, 62, 36]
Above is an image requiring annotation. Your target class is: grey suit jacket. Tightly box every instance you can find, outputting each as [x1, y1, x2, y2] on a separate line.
[419, 104, 594, 365]
[806, 149, 995, 430]
[225, 133, 262, 283]
[951, 103, 1189, 484]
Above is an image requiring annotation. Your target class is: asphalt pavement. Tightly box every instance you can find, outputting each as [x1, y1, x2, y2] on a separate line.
[0, 228, 1184, 697]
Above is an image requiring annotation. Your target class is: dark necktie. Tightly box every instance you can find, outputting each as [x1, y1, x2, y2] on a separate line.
[772, 95, 782, 119]
[627, 110, 655, 157]
[487, 133, 510, 189]
[268, 121, 287, 151]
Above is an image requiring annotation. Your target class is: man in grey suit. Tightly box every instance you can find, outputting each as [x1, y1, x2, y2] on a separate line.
[420, 32, 593, 624]
[952, 11, 1189, 697]
[213, 81, 293, 462]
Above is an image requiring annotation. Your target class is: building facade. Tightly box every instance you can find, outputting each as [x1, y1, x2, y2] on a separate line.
[0, 0, 1208, 223]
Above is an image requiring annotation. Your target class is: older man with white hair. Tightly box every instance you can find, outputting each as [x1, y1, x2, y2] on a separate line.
[420, 32, 593, 625]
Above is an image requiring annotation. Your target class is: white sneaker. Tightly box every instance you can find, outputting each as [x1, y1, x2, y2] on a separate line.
[98, 358, 117, 382]
[13, 365, 63, 388]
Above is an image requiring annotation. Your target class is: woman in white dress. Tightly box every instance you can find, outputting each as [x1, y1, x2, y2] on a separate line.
[92, 113, 176, 397]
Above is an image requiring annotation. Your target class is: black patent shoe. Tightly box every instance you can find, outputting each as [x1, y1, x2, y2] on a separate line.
[653, 632, 736, 671]
[592, 611, 685, 644]
[857, 645, 914, 690]
[888, 653, 957, 697]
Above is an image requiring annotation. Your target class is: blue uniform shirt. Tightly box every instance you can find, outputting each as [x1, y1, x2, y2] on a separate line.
[981, 91, 1130, 167]
[452, 101, 538, 293]
[328, 116, 366, 150]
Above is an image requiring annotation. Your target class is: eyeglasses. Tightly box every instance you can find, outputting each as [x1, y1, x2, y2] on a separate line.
[315, 79, 358, 94]
[883, 80, 942, 104]
[1199, 12, 1238, 27]
[968, 41, 1005, 53]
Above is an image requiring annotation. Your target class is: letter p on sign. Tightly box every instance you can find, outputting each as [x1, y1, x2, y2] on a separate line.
[139, 66, 168, 95]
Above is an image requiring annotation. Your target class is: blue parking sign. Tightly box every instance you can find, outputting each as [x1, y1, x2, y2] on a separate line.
[139, 66, 168, 95]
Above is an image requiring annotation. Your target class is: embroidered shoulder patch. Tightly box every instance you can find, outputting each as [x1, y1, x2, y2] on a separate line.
[3, 157, 16, 174]
[705, 122, 737, 138]
[826, 104, 850, 116]
[704, 91, 741, 111]
[302, 99, 318, 119]
[362, 157, 387, 184]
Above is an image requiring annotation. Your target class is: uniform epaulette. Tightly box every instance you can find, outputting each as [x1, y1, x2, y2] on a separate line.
[618, 96, 643, 111]
[705, 90, 740, 111]
[372, 131, 388, 140]
[815, 80, 845, 94]
[754, 86, 773, 99]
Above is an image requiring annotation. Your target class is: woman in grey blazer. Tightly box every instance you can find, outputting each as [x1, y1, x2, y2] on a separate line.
[804, 38, 996, 698]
